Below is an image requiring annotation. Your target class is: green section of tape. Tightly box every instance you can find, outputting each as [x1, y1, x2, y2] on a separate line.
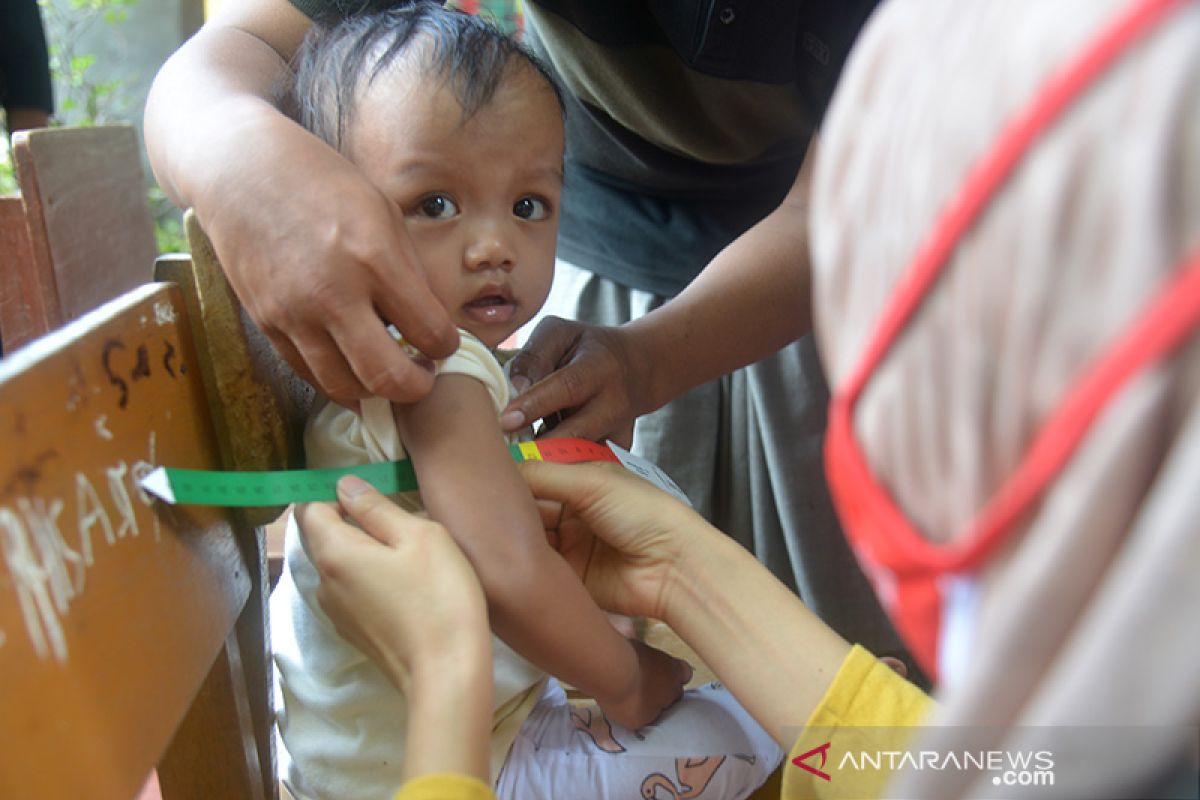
[163, 443, 529, 506]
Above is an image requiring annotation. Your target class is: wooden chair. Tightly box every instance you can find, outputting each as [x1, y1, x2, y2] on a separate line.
[0, 194, 41, 350]
[155, 210, 314, 583]
[0, 124, 158, 353]
[0, 282, 277, 799]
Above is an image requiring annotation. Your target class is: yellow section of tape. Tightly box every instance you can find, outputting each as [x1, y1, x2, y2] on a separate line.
[518, 441, 543, 462]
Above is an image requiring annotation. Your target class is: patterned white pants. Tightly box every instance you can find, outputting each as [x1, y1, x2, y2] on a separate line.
[495, 678, 784, 800]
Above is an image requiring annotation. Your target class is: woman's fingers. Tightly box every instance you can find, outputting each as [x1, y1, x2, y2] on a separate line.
[518, 460, 630, 509]
[334, 475, 419, 547]
[294, 501, 353, 561]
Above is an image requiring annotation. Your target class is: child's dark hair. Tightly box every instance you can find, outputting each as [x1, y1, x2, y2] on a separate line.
[294, 2, 563, 150]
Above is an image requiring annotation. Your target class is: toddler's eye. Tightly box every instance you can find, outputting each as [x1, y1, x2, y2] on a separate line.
[417, 194, 458, 219]
[513, 196, 550, 221]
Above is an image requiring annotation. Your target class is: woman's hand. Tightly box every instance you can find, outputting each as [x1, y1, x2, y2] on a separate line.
[519, 460, 712, 622]
[297, 476, 495, 781]
[295, 475, 491, 694]
[524, 463, 861, 748]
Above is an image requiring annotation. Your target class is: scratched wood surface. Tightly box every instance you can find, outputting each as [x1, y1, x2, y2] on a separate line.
[0, 195, 43, 354]
[4, 124, 157, 351]
[0, 283, 257, 798]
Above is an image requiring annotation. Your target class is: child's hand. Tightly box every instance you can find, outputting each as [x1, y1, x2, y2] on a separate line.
[597, 640, 693, 731]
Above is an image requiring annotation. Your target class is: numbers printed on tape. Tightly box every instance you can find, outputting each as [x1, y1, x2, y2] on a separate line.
[138, 438, 690, 508]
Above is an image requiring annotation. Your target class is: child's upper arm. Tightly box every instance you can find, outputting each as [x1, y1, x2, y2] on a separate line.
[392, 373, 543, 575]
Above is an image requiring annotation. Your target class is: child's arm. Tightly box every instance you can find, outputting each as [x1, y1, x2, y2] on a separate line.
[394, 373, 687, 729]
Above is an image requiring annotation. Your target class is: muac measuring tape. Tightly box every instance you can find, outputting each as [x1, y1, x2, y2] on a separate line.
[140, 438, 691, 508]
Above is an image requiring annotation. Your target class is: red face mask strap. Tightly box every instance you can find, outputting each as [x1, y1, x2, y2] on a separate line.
[837, 0, 1189, 407]
[825, 0, 1194, 681]
[965, 249, 1200, 560]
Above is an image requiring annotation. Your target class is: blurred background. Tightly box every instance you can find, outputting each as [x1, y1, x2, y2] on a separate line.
[0, 0, 524, 255]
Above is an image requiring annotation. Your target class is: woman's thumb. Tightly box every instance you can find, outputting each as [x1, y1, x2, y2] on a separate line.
[336, 475, 405, 546]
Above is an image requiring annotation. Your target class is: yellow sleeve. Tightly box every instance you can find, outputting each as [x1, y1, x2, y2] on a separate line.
[392, 773, 496, 800]
[781, 644, 933, 800]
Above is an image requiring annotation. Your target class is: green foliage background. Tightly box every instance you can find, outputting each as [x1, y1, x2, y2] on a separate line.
[1, 0, 187, 253]
[3, 0, 527, 252]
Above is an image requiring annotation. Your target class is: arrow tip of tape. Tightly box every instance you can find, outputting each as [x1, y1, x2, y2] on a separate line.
[140, 467, 176, 504]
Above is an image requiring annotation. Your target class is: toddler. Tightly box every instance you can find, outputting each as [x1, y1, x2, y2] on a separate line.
[269, 5, 782, 799]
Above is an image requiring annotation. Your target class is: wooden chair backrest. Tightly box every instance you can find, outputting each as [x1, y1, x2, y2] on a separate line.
[156, 211, 314, 584]
[0, 282, 276, 799]
[0, 194, 42, 349]
[159, 211, 313, 489]
[0, 124, 158, 352]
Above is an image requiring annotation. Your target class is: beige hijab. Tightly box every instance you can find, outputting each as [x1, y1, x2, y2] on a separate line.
[811, 0, 1199, 796]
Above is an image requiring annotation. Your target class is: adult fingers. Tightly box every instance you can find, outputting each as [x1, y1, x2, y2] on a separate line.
[534, 497, 565, 540]
[505, 315, 581, 390]
[371, 242, 460, 365]
[358, 220, 458, 401]
[233, 262, 373, 403]
[518, 461, 640, 529]
[264, 328, 322, 394]
[533, 495, 598, 578]
[327, 307, 440, 405]
[285, 323, 370, 404]
[502, 319, 638, 438]
[520, 461, 695, 576]
[501, 361, 620, 438]
[534, 399, 629, 443]
[519, 461, 611, 506]
[333, 475, 422, 547]
[294, 501, 357, 572]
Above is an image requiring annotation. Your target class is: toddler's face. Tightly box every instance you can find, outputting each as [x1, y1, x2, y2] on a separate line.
[345, 64, 563, 349]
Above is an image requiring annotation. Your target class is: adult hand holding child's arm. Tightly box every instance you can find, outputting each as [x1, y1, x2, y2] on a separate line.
[295, 477, 493, 785]
[501, 157, 817, 441]
[521, 460, 854, 747]
[396, 376, 690, 732]
[144, 0, 459, 406]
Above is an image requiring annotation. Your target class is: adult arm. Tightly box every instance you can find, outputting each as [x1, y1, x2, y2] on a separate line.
[300, 465, 930, 799]
[502, 151, 816, 439]
[519, 460, 921, 746]
[143, 0, 458, 405]
[394, 375, 689, 729]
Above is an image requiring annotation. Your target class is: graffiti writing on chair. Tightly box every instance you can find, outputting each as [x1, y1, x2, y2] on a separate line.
[0, 320, 189, 663]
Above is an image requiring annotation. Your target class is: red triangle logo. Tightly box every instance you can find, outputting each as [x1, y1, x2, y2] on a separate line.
[791, 741, 832, 781]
